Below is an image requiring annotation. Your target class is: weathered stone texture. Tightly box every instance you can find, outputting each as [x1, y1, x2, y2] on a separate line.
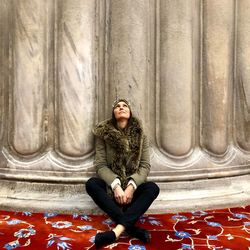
[0, 0, 249, 212]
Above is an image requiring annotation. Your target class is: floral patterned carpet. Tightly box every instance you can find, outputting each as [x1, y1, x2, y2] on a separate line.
[0, 205, 250, 250]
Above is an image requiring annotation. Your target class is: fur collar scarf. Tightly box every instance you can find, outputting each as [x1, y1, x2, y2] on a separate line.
[93, 117, 144, 187]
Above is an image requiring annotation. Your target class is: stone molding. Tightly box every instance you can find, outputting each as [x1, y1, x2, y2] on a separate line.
[0, 0, 250, 211]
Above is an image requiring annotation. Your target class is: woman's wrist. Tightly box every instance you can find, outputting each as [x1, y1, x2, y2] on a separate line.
[111, 178, 121, 190]
[127, 183, 135, 190]
[127, 179, 137, 190]
[113, 183, 121, 191]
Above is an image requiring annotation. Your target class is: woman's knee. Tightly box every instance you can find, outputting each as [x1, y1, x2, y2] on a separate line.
[85, 177, 103, 193]
[145, 182, 160, 198]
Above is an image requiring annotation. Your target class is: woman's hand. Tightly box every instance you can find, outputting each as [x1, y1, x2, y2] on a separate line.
[113, 185, 126, 204]
[124, 184, 135, 204]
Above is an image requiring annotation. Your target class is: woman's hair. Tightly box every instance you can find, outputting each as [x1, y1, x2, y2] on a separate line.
[111, 98, 132, 127]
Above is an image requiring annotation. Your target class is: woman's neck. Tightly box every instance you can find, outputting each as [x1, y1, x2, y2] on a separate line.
[117, 119, 128, 129]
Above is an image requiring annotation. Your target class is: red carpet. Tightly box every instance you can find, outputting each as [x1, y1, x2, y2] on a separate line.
[0, 205, 250, 249]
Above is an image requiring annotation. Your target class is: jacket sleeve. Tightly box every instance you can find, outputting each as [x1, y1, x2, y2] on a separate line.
[94, 137, 119, 186]
[129, 135, 150, 186]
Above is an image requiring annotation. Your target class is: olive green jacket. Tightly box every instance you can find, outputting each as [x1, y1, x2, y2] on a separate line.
[93, 117, 150, 190]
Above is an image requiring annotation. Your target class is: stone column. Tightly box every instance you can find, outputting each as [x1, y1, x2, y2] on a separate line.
[201, 0, 234, 155]
[0, 0, 8, 149]
[106, 0, 154, 131]
[0, 0, 249, 213]
[9, 0, 49, 156]
[56, 0, 96, 159]
[235, 0, 250, 151]
[157, 0, 199, 157]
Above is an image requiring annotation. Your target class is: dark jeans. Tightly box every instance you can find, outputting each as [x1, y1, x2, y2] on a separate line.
[85, 177, 159, 229]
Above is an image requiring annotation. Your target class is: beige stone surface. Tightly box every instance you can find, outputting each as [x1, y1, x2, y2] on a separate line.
[0, 0, 249, 213]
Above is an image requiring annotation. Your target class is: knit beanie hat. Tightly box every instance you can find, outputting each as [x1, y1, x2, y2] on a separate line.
[112, 98, 131, 110]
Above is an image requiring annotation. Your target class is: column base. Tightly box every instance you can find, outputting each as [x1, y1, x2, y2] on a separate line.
[0, 175, 249, 214]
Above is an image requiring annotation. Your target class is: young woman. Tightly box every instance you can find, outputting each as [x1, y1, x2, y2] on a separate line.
[86, 98, 159, 249]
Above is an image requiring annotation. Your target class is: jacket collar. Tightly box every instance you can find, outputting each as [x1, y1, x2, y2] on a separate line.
[93, 117, 143, 151]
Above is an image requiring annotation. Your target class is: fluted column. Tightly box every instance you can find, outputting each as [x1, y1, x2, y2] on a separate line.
[157, 0, 199, 156]
[0, 0, 8, 147]
[106, 0, 153, 126]
[10, 0, 49, 155]
[235, 0, 250, 151]
[0, 0, 250, 214]
[201, 0, 234, 155]
[56, 0, 96, 157]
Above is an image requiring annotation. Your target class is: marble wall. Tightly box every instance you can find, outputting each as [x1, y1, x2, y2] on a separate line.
[0, 0, 250, 212]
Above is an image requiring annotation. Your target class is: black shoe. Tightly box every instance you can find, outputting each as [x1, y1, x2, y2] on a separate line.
[94, 231, 116, 249]
[127, 226, 151, 243]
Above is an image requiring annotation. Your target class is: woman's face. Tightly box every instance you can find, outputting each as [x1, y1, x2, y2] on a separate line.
[113, 101, 131, 121]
